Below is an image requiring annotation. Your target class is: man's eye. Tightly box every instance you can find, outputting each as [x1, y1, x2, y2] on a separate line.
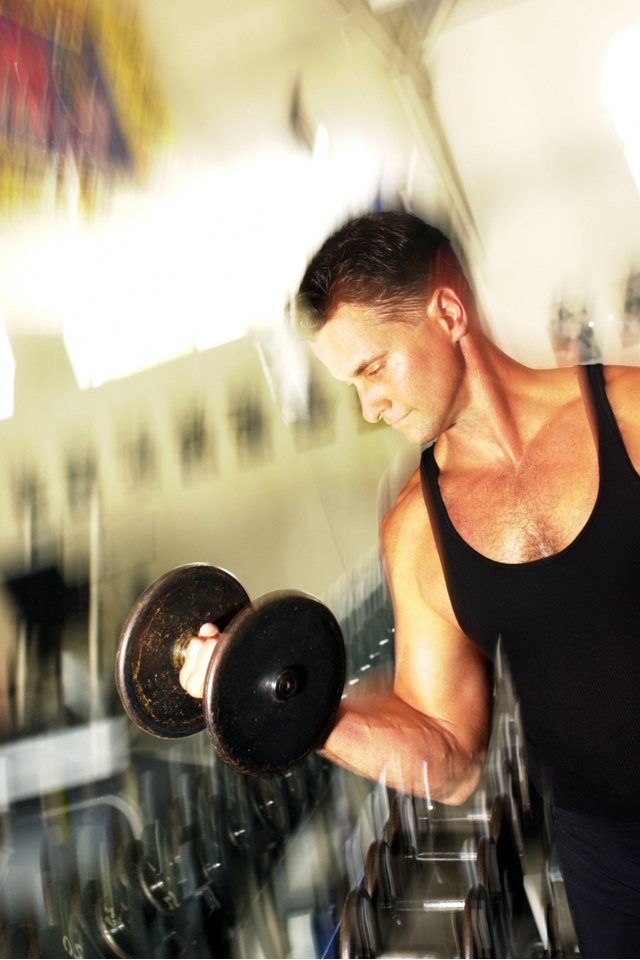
[367, 362, 384, 377]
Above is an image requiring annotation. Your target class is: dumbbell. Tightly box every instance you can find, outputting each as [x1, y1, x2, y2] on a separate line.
[115, 563, 346, 776]
[339, 879, 489, 959]
[385, 793, 521, 874]
[385, 793, 531, 925]
[363, 834, 509, 958]
[386, 795, 544, 958]
[339, 886, 381, 959]
[115, 798, 235, 957]
[40, 830, 104, 960]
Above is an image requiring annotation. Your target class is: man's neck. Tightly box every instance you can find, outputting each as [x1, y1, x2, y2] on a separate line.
[437, 333, 574, 471]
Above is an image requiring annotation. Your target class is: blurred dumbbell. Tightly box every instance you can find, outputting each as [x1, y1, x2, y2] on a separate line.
[280, 764, 310, 826]
[363, 835, 496, 956]
[385, 793, 522, 889]
[118, 797, 234, 957]
[40, 830, 105, 960]
[339, 886, 380, 960]
[384, 792, 542, 954]
[78, 810, 170, 960]
[339, 879, 490, 960]
[388, 790, 496, 847]
[116, 564, 345, 776]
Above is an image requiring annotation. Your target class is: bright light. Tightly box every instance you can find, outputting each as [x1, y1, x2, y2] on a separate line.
[602, 24, 640, 191]
[61, 136, 381, 389]
[313, 125, 331, 164]
[0, 317, 15, 420]
[62, 220, 197, 389]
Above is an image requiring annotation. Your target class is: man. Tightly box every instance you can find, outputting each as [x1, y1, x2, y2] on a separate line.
[181, 211, 640, 956]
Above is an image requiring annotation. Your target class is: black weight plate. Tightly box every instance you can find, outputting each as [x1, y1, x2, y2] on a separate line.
[115, 564, 250, 738]
[339, 887, 380, 959]
[203, 591, 345, 775]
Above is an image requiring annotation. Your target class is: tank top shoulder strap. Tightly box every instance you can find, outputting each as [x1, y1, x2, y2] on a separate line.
[420, 441, 438, 483]
[582, 362, 638, 480]
[421, 363, 640, 499]
[419, 440, 450, 551]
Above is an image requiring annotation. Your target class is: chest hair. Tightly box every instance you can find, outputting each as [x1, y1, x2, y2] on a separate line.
[438, 426, 599, 564]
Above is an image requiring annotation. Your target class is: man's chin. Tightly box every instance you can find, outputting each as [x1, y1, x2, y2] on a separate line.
[394, 422, 430, 446]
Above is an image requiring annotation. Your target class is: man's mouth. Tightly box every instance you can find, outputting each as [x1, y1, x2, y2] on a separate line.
[387, 411, 410, 427]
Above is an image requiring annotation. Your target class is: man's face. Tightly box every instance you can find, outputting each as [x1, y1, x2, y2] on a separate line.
[310, 299, 464, 446]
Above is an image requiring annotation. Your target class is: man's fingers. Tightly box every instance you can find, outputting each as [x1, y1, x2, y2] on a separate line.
[179, 624, 221, 698]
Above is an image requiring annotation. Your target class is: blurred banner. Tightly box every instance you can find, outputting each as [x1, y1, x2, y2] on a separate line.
[0, 0, 167, 211]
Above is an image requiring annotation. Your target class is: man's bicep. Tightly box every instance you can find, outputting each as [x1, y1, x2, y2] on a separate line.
[380, 476, 493, 755]
[392, 590, 493, 757]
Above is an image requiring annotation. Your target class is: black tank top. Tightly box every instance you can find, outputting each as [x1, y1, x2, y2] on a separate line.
[420, 363, 640, 816]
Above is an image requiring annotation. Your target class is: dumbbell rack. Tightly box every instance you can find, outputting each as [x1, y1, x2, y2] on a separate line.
[0, 725, 350, 958]
[0, 549, 579, 959]
[337, 648, 580, 959]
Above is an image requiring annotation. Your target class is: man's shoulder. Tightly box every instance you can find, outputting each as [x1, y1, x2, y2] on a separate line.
[602, 365, 640, 461]
[604, 362, 640, 401]
[380, 462, 432, 558]
[379, 455, 458, 625]
[548, 362, 640, 418]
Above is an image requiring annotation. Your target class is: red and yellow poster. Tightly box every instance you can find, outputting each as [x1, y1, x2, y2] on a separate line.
[0, 0, 167, 211]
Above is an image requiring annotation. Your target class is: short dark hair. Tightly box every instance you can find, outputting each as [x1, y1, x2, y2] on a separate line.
[295, 210, 469, 336]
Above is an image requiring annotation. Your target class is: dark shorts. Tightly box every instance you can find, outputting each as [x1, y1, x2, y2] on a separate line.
[553, 805, 640, 959]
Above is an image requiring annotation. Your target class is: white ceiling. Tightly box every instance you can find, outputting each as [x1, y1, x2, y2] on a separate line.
[2, 0, 640, 371]
[429, 0, 640, 363]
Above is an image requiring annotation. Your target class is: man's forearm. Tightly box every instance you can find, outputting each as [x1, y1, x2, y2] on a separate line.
[319, 689, 487, 804]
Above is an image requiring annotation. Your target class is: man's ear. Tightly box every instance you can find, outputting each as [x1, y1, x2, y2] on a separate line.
[428, 286, 468, 342]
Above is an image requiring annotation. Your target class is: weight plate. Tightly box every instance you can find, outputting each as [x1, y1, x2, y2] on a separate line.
[339, 887, 379, 959]
[203, 591, 346, 775]
[115, 563, 250, 738]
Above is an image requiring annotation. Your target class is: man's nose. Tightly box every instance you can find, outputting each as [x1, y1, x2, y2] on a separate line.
[357, 383, 388, 424]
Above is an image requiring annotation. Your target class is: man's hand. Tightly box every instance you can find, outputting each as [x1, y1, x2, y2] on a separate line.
[178, 623, 220, 698]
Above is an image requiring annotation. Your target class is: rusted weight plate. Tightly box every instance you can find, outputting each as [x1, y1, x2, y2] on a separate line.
[115, 563, 250, 738]
[203, 591, 346, 775]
